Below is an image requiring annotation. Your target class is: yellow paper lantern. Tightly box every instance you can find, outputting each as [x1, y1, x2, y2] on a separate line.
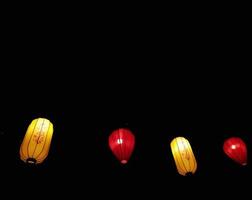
[170, 137, 197, 176]
[20, 118, 54, 164]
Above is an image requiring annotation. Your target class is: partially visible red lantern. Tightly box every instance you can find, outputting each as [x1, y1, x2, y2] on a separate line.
[223, 137, 247, 166]
[109, 128, 135, 164]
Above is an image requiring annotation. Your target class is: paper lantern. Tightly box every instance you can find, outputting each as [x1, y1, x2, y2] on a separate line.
[109, 128, 135, 164]
[20, 118, 54, 164]
[170, 137, 197, 176]
[223, 137, 247, 166]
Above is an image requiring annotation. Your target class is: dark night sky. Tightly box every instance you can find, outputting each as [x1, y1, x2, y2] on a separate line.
[1, 10, 251, 198]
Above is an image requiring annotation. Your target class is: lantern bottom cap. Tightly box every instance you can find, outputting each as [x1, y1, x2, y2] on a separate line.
[26, 158, 37, 164]
[121, 160, 128, 164]
[242, 162, 247, 166]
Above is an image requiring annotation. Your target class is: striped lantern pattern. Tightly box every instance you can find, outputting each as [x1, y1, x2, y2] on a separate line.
[223, 137, 247, 166]
[109, 128, 135, 164]
[170, 137, 197, 176]
[20, 118, 54, 164]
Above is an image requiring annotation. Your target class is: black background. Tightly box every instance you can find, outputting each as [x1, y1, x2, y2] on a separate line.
[0, 7, 251, 199]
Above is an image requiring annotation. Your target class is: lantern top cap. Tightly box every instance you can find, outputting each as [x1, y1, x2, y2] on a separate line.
[33, 117, 51, 121]
[31, 118, 53, 127]
[171, 136, 189, 141]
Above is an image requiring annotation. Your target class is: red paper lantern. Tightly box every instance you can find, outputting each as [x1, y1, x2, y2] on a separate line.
[109, 128, 135, 164]
[223, 137, 247, 166]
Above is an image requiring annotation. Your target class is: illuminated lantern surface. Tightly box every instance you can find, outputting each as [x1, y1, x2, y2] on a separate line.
[20, 118, 54, 164]
[109, 128, 135, 164]
[223, 137, 247, 166]
[170, 137, 197, 176]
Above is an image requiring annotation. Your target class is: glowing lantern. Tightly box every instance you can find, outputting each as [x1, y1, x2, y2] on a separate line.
[223, 137, 247, 166]
[170, 137, 197, 176]
[109, 128, 135, 164]
[20, 118, 54, 164]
